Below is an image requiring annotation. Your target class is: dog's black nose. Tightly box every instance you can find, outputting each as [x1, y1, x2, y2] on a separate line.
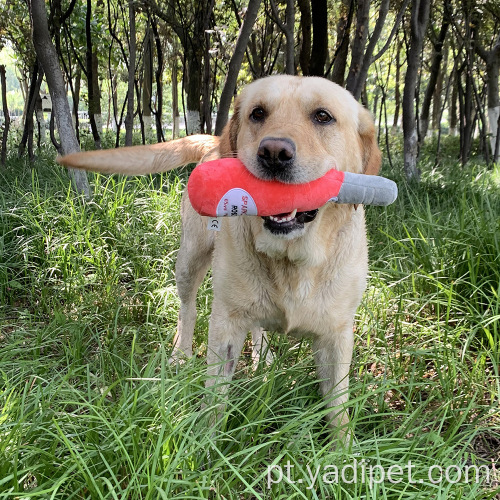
[257, 137, 296, 175]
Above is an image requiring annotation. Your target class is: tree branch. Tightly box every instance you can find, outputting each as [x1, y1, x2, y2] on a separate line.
[268, 0, 286, 32]
[371, 0, 411, 63]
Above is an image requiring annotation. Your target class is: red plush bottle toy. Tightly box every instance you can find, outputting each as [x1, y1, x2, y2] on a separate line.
[187, 158, 397, 218]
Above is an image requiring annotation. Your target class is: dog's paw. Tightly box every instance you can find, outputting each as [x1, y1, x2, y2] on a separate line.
[251, 328, 274, 368]
[251, 345, 275, 368]
[168, 346, 192, 366]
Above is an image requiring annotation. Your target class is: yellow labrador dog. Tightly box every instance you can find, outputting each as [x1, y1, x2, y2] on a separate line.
[60, 75, 381, 438]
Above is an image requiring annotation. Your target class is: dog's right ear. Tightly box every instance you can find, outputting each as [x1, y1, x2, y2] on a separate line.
[218, 101, 240, 157]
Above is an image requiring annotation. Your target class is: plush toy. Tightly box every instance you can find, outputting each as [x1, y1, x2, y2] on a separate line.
[187, 158, 397, 217]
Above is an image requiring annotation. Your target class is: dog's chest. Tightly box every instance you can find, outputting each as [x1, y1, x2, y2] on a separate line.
[259, 262, 336, 334]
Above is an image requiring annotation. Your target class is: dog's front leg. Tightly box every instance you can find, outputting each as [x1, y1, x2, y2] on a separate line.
[205, 303, 252, 420]
[171, 199, 214, 361]
[312, 330, 354, 445]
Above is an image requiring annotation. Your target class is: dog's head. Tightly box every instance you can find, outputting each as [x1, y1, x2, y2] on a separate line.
[219, 75, 381, 239]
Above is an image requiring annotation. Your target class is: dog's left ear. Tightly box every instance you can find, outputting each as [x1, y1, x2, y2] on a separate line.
[218, 100, 241, 158]
[358, 106, 382, 175]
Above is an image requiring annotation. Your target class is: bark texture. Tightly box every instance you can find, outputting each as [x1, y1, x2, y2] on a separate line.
[30, 0, 90, 197]
[297, 0, 312, 75]
[215, 0, 261, 135]
[476, 31, 500, 162]
[419, 4, 450, 141]
[330, 0, 354, 86]
[402, 0, 431, 181]
[125, 0, 136, 146]
[0, 65, 10, 166]
[309, 0, 328, 76]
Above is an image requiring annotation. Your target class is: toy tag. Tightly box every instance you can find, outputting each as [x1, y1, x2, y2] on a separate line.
[207, 217, 222, 231]
[216, 188, 258, 216]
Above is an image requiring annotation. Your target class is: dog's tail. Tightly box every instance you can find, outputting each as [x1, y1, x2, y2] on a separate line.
[57, 135, 220, 175]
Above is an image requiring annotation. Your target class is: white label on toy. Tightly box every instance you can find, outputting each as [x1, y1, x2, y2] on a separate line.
[207, 217, 222, 231]
[216, 188, 258, 217]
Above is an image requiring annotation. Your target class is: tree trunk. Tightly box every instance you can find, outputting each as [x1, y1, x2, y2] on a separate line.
[111, 75, 118, 132]
[419, 6, 450, 141]
[270, 0, 295, 75]
[431, 46, 446, 131]
[449, 67, 458, 135]
[297, 0, 312, 75]
[151, 14, 164, 143]
[125, 0, 136, 146]
[392, 38, 402, 130]
[309, 0, 328, 76]
[18, 62, 43, 161]
[172, 53, 179, 139]
[215, 0, 261, 135]
[330, 0, 353, 85]
[476, 32, 500, 162]
[0, 65, 10, 166]
[284, 0, 295, 74]
[350, 0, 391, 101]
[486, 61, 500, 162]
[142, 24, 154, 143]
[185, 44, 202, 135]
[72, 67, 81, 132]
[345, 0, 370, 95]
[86, 0, 102, 149]
[460, 59, 475, 164]
[146, 0, 214, 136]
[402, 0, 431, 181]
[35, 93, 46, 145]
[30, 0, 90, 197]
[94, 0, 104, 138]
[202, 1, 215, 134]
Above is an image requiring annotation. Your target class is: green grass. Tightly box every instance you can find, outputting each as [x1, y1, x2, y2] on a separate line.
[0, 139, 499, 498]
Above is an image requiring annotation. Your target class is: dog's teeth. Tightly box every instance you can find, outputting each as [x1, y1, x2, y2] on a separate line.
[269, 209, 298, 223]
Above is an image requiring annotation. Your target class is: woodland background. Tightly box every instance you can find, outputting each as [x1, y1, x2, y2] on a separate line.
[0, 0, 499, 181]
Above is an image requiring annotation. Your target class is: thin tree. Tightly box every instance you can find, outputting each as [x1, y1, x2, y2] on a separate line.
[476, 31, 500, 163]
[419, 1, 450, 141]
[215, 0, 262, 135]
[142, 21, 154, 142]
[402, 0, 431, 181]
[85, 0, 102, 148]
[392, 37, 402, 130]
[309, 0, 328, 76]
[146, 0, 215, 134]
[346, 0, 410, 100]
[0, 65, 10, 166]
[329, 0, 354, 85]
[18, 61, 43, 160]
[297, 0, 312, 75]
[345, 0, 370, 95]
[125, 0, 136, 147]
[29, 0, 90, 197]
[150, 14, 165, 142]
[269, 0, 295, 75]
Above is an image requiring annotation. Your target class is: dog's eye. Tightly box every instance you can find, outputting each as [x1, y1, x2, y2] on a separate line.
[313, 109, 335, 124]
[250, 107, 266, 122]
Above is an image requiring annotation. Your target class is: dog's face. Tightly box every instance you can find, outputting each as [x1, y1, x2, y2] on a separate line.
[219, 75, 381, 239]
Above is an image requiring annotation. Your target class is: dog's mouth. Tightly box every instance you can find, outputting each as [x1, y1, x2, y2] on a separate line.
[262, 208, 319, 235]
